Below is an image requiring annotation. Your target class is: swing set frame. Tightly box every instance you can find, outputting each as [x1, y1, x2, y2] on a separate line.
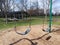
[48, 0, 52, 33]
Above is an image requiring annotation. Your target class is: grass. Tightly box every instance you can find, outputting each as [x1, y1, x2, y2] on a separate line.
[0, 16, 60, 30]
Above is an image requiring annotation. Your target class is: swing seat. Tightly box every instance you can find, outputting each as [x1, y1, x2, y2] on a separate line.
[42, 28, 50, 32]
[16, 28, 31, 35]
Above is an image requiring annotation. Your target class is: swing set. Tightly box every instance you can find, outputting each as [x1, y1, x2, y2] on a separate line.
[14, 0, 52, 35]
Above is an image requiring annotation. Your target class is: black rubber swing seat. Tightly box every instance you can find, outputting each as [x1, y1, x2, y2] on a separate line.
[15, 28, 31, 35]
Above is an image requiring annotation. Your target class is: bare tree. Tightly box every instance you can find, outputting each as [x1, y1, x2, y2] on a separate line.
[4, 0, 8, 24]
[4, 0, 12, 24]
[0, 0, 2, 11]
[29, 0, 39, 15]
[18, 0, 28, 19]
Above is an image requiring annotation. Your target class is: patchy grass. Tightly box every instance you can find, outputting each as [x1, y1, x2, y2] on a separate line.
[0, 16, 60, 30]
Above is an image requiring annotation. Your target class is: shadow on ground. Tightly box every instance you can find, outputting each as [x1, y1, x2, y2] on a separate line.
[9, 33, 50, 45]
[9, 28, 60, 45]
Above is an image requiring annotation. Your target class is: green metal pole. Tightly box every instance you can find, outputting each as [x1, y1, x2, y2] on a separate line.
[49, 0, 52, 33]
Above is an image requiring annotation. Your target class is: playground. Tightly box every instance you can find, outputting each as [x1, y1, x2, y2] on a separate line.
[0, 16, 60, 45]
[0, 0, 60, 45]
[0, 25, 60, 45]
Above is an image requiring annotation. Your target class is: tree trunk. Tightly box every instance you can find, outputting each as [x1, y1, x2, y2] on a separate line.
[21, 13, 24, 20]
[5, 12, 8, 24]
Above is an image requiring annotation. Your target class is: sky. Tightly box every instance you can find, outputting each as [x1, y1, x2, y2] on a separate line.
[10, 0, 60, 13]
[52, 0, 60, 13]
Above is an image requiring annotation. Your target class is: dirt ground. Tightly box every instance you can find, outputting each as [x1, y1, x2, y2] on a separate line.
[0, 25, 60, 45]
